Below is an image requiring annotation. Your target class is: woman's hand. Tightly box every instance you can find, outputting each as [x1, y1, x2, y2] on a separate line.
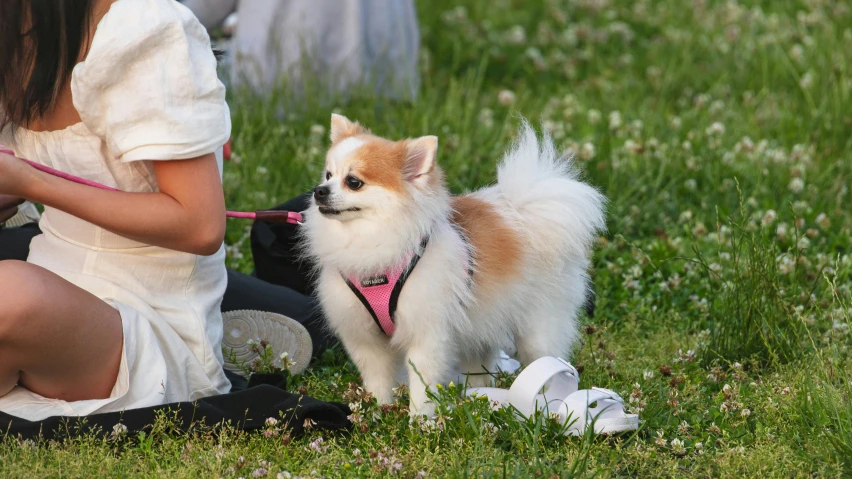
[0, 150, 37, 198]
[0, 195, 25, 223]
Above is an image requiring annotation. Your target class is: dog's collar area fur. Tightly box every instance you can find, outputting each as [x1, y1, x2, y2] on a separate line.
[343, 237, 430, 336]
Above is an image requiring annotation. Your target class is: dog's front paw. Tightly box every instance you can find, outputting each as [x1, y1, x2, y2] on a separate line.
[463, 373, 493, 388]
[408, 399, 437, 419]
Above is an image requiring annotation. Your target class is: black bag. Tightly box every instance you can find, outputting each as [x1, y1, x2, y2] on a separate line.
[2, 375, 351, 441]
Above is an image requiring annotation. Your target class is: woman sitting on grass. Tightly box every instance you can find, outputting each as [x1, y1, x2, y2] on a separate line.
[0, 0, 239, 421]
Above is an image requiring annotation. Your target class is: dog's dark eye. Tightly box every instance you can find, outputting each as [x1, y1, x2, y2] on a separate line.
[325, 171, 332, 180]
[345, 175, 364, 191]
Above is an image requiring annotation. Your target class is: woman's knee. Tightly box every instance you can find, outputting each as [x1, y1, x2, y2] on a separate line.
[0, 261, 46, 338]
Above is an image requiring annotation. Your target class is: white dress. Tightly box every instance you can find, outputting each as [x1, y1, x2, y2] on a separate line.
[0, 0, 231, 422]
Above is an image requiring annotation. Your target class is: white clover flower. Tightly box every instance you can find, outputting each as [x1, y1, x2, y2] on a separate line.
[280, 352, 296, 370]
[654, 430, 667, 447]
[308, 436, 326, 453]
[265, 417, 279, 427]
[420, 419, 443, 434]
[497, 90, 516, 106]
[643, 371, 655, 380]
[815, 213, 831, 229]
[670, 438, 687, 456]
[505, 25, 527, 45]
[310, 124, 326, 136]
[761, 209, 777, 226]
[587, 109, 601, 124]
[776, 223, 789, 241]
[741, 408, 751, 418]
[277, 472, 292, 479]
[792, 200, 809, 214]
[709, 100, 725, 115]
[706, 122, 725, 136]
[670, 116, 682, 130]
[797, 236, 810, 250]
[111, 423, 128, 438]
[482, 422, 498, 435]
[630, 119, 644, 133]
[800, 71, 814, 89]
[226, 245, 244, 260]
[478, 108, 494, 128]
[790, 44, 804, 61]
[609, 111, 623, 129]
[778, 255, 796, 274]
[580, 142, 596, 160]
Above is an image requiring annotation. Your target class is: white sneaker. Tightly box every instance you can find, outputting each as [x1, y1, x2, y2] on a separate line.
[4, 201, 40, 228]
[222, 310, 313, 377]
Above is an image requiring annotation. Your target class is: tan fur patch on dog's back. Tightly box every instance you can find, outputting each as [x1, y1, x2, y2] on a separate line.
[451, 195, 523, 296]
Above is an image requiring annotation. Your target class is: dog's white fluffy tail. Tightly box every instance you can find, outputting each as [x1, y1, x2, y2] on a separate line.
[497, 121, 606, 261]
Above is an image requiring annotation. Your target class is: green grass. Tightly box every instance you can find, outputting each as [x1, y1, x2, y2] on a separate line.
[4, 0, 852, 476]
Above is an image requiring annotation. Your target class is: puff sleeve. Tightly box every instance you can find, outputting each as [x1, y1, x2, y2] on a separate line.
[71, 0, 230, 163]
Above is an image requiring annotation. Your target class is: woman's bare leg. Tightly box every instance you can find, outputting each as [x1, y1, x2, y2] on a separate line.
[0, 260, 123, 401]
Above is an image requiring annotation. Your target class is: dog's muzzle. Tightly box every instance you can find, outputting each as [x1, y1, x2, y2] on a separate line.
[313, 185, 330, 205]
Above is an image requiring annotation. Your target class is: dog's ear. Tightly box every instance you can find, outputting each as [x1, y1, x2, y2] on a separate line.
[403, 136, 438, 185]
[330, 114, 367, 144]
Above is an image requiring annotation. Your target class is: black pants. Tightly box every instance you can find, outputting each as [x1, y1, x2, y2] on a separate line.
[0, 221, 335, 356]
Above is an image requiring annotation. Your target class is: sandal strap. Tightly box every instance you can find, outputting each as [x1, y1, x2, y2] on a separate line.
[507, 357, 579, 417]
[559, 387, 626, 424]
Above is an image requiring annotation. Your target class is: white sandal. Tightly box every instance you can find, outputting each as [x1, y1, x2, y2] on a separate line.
[466, 356, 638, 436]
[557, 386, 640, 435]
[222, 310, 313, 377]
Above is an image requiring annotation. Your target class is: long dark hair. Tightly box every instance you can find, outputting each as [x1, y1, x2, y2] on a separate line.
[0, 0, 94, 129]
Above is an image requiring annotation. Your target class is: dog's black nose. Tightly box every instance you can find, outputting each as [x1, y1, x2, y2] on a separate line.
[313, 185, 330, 204]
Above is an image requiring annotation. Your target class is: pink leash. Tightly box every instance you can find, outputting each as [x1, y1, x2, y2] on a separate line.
[1, 147, 303, 225]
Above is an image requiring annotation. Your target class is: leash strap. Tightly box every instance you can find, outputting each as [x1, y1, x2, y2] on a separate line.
[1, 148, 302, 225]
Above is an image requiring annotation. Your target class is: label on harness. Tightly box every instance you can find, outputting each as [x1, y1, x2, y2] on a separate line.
[360, 275, 389, 287]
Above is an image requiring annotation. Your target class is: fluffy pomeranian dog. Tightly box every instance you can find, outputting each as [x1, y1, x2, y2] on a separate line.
[302, 114, 606, 415]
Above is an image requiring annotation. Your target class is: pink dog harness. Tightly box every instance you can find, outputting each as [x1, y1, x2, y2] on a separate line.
[345, 231, 474, 337]
[344, 238, 430, 336]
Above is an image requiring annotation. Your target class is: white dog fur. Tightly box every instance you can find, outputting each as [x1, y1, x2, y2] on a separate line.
[301, 114, 606, 415]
